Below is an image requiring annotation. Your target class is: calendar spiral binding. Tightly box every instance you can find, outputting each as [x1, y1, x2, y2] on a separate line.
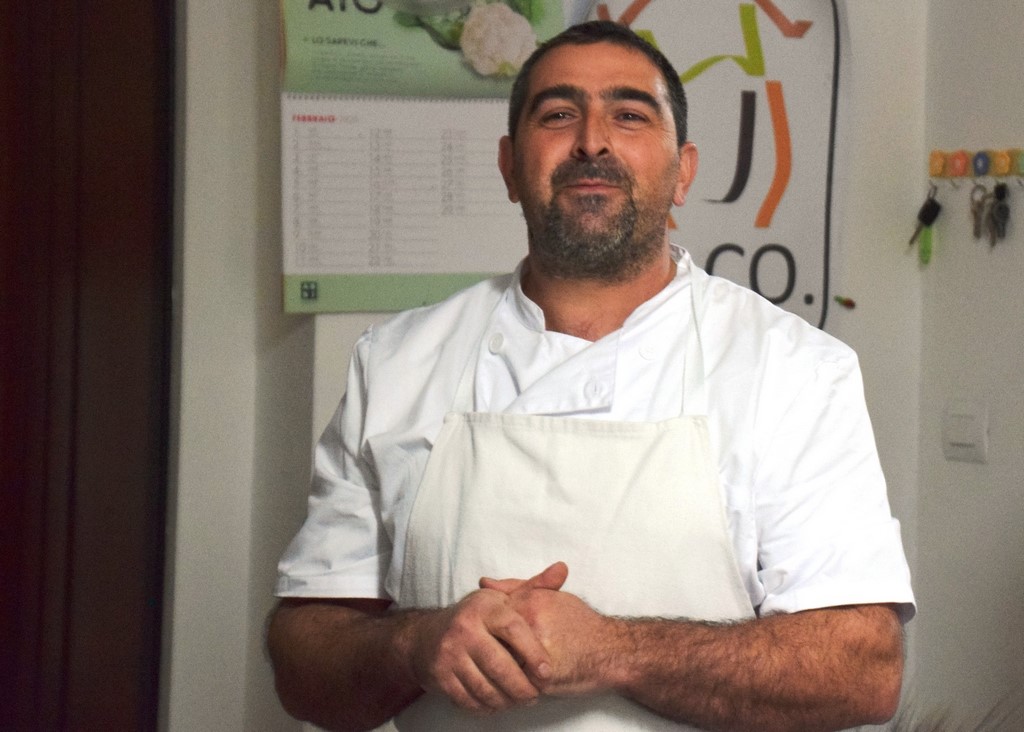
[283, 91, 505, 104]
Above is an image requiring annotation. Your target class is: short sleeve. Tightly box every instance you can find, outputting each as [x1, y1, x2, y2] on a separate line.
[753, 353, 915, 620]
[275, 328, 391, 599]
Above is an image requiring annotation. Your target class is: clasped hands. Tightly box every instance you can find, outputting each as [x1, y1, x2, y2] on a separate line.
[409, 561, 617, 716]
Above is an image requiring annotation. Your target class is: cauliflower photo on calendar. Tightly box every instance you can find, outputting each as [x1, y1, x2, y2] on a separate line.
[281, 0, 565, 99]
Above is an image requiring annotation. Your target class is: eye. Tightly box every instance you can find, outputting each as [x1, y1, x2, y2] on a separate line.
[537, 108, 578, 127]
[542, 110, 572, 121]
[615, 109, 651, 125]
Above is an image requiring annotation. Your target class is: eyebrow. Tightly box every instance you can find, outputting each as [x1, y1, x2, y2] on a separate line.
[526, 84, 665, 119]
[526, 84, 586, 117]
[603, 86, 663, 115]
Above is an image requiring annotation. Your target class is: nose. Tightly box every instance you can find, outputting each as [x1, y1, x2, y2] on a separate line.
[572, 112, 610, 160]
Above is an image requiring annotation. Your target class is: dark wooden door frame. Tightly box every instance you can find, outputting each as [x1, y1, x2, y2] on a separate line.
[1, 1, 175, 728]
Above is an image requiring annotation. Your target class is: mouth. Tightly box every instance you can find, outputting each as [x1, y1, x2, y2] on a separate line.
[557, 178, 623, 199]
[565, 177, 619, 189]
[550, 158, 631, 200]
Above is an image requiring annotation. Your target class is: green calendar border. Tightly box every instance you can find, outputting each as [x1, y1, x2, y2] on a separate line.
[283, 273, 498, 313]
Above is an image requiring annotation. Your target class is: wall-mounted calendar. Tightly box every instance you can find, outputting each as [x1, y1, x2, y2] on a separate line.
[280, 0, 567, 312]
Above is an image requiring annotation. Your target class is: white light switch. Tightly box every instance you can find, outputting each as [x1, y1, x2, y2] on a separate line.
[942, 401, 989, 463]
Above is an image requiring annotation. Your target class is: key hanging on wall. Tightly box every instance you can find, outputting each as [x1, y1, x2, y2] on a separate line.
[986, 182, 1010, 246]
[970, 183, 989, 240]
[909, 184, 942, 264]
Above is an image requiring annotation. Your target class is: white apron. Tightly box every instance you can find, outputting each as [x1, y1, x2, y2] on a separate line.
[394, 262, 754, 731]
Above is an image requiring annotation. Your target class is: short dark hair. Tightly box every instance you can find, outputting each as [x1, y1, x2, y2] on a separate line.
[507, 20, 688, 146]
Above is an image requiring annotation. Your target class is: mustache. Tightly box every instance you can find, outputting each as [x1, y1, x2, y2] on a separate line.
[550, 157, 632, 189]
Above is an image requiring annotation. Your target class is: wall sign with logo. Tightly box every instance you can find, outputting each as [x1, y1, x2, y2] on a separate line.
[595, 0, 843, 328]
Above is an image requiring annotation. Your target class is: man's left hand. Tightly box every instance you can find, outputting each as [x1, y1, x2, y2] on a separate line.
[479, 562, 620, 697]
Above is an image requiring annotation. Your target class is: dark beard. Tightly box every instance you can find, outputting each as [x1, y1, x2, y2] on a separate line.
[527, 158, 664, 283]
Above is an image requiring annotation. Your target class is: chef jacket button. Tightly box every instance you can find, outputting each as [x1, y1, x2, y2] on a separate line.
[487, 333, 504, 353]
[639, 343, 656, 361]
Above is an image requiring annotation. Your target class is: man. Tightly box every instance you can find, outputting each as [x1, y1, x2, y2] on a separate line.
[268, 21, 915, 732]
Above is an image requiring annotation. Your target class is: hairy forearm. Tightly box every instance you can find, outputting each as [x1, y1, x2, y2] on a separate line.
[268, 588, 556, 729]
[267, 599, 425, 732]
[603, 605, 904, 732]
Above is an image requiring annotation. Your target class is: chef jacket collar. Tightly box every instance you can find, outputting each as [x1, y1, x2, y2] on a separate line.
[507, 246, 690, 336]
[489, 247, 691, 416]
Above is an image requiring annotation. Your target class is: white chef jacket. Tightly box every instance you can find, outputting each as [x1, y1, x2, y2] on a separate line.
[276, 247, 915, 620]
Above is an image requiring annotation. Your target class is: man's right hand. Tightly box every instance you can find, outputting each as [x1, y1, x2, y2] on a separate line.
[407, 586, 555, 715]
[268, 565, 569, 729]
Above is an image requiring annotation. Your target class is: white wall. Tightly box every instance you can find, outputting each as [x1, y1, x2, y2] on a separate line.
[164, 1, 1019, 729]
[827, 0, 926, 603]
[914, 1, 1024, 720]
[165, 1, 311, 730]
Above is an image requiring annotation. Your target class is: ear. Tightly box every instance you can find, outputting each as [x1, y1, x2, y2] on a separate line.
[672, 141, 699, 207]
[498, 135, 520, 203]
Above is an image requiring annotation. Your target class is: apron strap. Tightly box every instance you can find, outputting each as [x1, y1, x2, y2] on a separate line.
[682, 254, 709, 417]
